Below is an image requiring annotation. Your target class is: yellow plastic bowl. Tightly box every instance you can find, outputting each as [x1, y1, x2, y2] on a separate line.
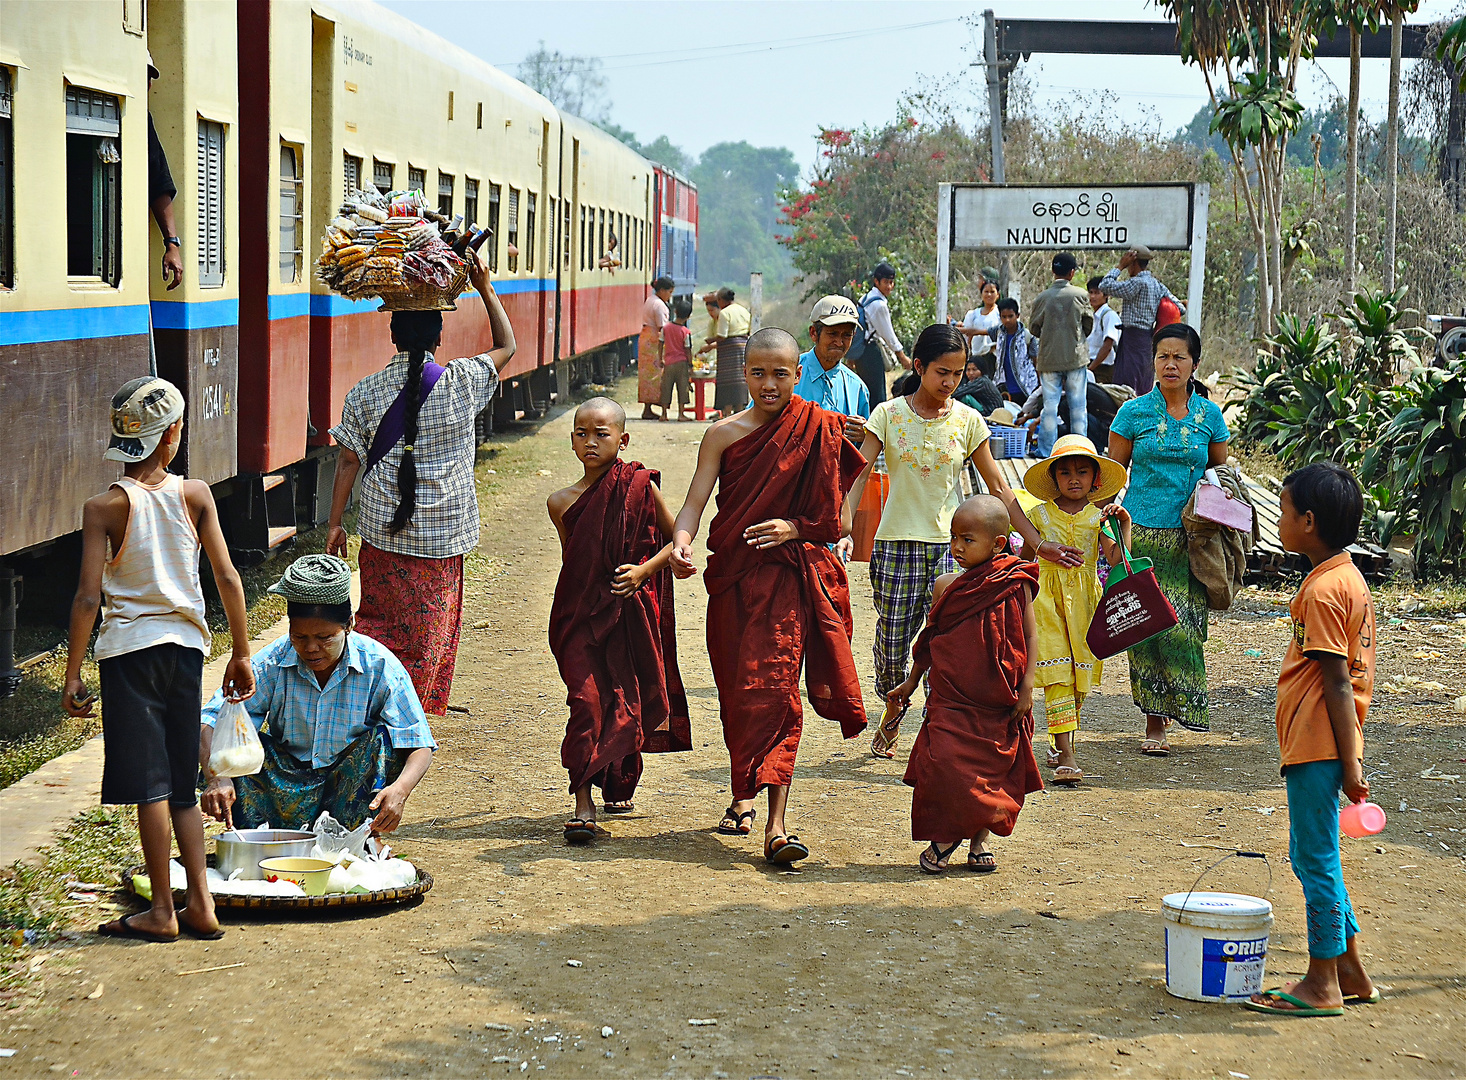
[258, 856, 335, 897]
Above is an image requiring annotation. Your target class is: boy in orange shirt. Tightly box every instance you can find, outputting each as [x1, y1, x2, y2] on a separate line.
[1246, 462, 1377, 1018]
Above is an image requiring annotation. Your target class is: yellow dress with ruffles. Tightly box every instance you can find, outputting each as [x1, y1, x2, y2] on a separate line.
[1031, 500, 1105, 735]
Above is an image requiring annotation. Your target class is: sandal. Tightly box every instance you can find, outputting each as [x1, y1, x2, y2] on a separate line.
[176, 908, 225, 941]
[1242, 989, 1343, 1018]
[967, 850, 997, 874]
[1052, 765, 1083, 786]
[564, 818, 600, 845]
[1140, 739, 1171, 757]
[1046, 747, 1061, 769]
[98, 913, 178, 944]
[603, 801, 635, 815]
[871, 703, 909, 759]
[919, 841, 963, 875]
[765, 834, 809, 865]
[716, 807, 757, 835]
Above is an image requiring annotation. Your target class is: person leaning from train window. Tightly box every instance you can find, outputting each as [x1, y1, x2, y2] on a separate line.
[698, 287, 751, 418]
[638, 276, 675, 421]
[325, 246, 515, 717]
[147, 53, 183, 291]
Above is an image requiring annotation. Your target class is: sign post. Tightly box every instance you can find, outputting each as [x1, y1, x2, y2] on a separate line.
[935, 182, 1210, 332]
[749, 272, 763, 333]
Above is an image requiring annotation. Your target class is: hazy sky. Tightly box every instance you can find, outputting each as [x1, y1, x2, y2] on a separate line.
[383, 0, 1461, 169]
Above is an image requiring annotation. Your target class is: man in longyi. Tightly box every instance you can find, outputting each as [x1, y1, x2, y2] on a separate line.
[671, 328, 869, 864]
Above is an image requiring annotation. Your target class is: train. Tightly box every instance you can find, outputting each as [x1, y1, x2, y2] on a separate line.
[0, 0, 698, 582]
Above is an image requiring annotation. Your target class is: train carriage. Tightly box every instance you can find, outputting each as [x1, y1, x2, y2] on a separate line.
[0, 0, 695, 651]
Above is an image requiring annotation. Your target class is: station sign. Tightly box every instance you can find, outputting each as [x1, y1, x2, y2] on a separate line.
[949, 183, 1194, 251]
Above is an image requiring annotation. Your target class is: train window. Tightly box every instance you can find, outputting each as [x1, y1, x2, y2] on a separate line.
[486, 183, 501, 272]
[525, 193, 536, 273]
[0, 68, 11, 288]
[476, 102, 483, 130]
[408, 165, 426, 194]
[122, 0, 145, 34]
[578, 207, 586, 270]
[562, 199, 571, 271]
[65, 86, 121, 285]
[438, 172, 454, 216]
[464, 178, 479, 230]
[196, 119, 226, 288]
[373, 158, 393, 192]
[598, 209, 605, 264]
[343, 152, 362, 194]
[279, 143, 303, 284]
[507, 188, 519, 273]
[447, 91, 455, 121]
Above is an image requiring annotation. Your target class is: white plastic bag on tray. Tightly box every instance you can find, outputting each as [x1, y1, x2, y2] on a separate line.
[312, 811, 374, 859]
[207, 699, 264, 777]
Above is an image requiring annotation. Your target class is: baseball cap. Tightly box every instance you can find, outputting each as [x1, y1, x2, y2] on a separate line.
[105, 377, 185, 463]
[810, 295, 859, 327]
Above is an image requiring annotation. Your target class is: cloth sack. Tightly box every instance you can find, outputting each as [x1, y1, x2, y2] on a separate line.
[1086, 519, 1179, 659]
[1183, 464, 1260, 611]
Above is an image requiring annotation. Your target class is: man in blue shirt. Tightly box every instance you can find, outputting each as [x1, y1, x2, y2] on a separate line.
[794, 295, 871, 444]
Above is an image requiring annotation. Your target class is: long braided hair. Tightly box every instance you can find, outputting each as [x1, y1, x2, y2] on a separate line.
[386, 310, 443, 533]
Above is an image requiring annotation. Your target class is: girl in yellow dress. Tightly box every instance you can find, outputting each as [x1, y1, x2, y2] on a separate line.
[1023, 436, 1130, 786]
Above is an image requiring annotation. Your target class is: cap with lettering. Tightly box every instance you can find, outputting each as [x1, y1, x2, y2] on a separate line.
[105, 377, 185, 463]
[810, 295, 860, 327]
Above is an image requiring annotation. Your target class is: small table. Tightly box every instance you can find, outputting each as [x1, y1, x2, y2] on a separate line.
[691, 375, 716, 421]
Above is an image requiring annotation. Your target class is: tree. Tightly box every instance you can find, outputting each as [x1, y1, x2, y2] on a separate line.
[518, 41, 610, 121]
[692, 141, 799, 287]
[1160, 0, 1317, 333]
[1383, 4, 1423, 291]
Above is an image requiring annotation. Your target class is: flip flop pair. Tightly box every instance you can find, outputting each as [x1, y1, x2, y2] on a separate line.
[97, 911, 224, 943]
[765, 834, 809, 865]
[1242, 989, 1344, 1017]
[871, 703, 909, 760]
[716, 807, 756, 835]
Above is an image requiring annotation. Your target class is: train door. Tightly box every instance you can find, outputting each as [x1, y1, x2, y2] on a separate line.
[538, 119, 550, 368]
[569, 137, 579, 355]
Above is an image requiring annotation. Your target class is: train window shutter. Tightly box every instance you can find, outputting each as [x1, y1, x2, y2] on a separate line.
[373, 158, 393, 192]
[408, 165, 426, 193]
[279, 143, 303, 284]
[196, 119, 225, 287]
[525, 192, 535, 273]
[343, 152, 361, 195]
[507, 187, 519, 273]
[487, 183, 501, 272]
[0, 68, 11, 288]
[437, 171, 453, 216]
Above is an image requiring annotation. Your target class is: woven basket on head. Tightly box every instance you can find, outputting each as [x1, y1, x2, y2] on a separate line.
[374, 262, 469, 312]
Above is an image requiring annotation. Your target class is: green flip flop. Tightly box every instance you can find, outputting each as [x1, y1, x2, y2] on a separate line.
[1242, 989, 1343, 1017]
[1343, 988, 1381, 1005]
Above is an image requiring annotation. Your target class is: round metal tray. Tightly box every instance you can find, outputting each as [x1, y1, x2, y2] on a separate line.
[126, 861, 433, 911]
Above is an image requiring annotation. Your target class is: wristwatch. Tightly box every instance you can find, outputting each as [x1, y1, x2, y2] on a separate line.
[164, 236, 182, 248]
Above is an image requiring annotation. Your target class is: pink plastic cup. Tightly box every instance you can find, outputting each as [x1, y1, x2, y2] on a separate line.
[1340, 801, 1386, 839]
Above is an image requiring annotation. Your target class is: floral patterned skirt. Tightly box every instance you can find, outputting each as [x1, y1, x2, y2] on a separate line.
[355, 543, 464, 716]
[637, 326, 663, 405]
[232, 726, 403, 832]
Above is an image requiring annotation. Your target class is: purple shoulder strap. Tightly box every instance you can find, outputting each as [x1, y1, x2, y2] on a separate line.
[365, 361, 446, 473]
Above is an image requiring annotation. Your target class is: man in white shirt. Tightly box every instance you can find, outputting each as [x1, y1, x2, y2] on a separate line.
[1085, 275, 1122, 381]
[856, 261, 910, 406]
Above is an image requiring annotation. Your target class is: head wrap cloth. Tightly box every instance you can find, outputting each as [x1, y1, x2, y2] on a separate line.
[268, 554, 353, 606]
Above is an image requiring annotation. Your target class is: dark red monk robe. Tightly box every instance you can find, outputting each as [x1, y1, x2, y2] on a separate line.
[903, 554, 1044, 841]
[704, 397, 869, 800]
[550, 460, 692, 801]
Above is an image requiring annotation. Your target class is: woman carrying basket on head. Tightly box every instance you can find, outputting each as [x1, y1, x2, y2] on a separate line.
[1106, 322, 1229, 754]
[326, 247, 515, 716]
[843, 324, 1087, 760]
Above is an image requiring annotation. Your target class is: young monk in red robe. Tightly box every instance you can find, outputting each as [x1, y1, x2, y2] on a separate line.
[671, 328, 869, 864]
[888, 494, 1043, 874]
[548, 397, 692, 845]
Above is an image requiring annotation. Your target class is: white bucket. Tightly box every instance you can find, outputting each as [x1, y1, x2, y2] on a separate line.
[1162, 891, 1273, 1002]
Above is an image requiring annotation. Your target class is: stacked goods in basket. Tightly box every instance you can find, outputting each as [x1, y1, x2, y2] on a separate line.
[316, 187, 486, 310]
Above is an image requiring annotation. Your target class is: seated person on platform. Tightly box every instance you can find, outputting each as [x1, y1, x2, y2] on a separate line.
[954, 355, 1004, 415]
[1014, 378, 1120, 453]
[199, 555, 435, 834]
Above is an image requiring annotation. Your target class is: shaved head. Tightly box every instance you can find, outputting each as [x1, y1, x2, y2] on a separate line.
[953, 494, 1011, 537]
[574, 396, 626, 430]
[746, 326, 799, 362]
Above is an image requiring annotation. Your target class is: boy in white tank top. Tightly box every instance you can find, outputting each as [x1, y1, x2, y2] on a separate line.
[62, 377, 256, 943]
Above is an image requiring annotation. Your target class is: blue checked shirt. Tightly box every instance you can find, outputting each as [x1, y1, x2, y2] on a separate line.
[202, 633, 436, 768]
[1098, 268, 1185, 330]
[794, 349, 871, 419]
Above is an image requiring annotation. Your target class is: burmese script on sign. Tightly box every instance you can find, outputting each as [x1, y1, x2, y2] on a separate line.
[950, 184, 1193, 251]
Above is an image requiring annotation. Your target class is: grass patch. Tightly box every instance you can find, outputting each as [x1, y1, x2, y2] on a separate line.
[0, 806, 140, 997]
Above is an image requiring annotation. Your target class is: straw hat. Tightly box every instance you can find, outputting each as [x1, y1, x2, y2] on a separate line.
[1023, 434, 1128, 503]
[987, 406, 1017, 426]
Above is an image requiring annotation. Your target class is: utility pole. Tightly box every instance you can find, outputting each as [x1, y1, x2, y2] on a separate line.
[984, 10, 1011, 295]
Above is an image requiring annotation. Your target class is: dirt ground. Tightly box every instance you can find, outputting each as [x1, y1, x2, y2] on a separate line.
[3, 381, 1465, 1079]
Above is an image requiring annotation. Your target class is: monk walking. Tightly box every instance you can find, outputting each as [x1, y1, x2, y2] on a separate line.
[671, 328, 869, 864]
[548, 398, 692, 844]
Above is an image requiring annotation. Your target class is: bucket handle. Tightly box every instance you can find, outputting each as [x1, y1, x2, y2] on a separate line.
[1179, 850, 1272, 914]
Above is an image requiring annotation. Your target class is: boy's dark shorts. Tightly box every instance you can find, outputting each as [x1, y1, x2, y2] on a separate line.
[99, 642, 205, 808]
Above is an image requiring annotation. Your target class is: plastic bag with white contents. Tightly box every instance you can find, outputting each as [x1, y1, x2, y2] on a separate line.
[207, 699, 264, 777]
[312, 811, 373, 859]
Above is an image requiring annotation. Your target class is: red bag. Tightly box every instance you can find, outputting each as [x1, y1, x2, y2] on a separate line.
[1086, 520, 1179, 660]
[1155, 296, 1183, 329]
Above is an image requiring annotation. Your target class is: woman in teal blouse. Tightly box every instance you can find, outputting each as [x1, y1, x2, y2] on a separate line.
[1107, 323, 1229, 752]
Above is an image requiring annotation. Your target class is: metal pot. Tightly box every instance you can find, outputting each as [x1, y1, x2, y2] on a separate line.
[214, 829, 315, 881]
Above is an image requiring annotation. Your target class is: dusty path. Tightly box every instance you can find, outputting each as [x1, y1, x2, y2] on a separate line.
[4, 382, 1465, 1079]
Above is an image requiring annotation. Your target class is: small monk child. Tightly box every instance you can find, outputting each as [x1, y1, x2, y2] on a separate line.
[889, 494, 1043, 874]
[547, 397, 692, 844]
[672, 328, 868, 864]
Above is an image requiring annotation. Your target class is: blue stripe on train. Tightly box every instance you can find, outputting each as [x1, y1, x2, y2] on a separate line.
[0, 304, 150, 346]
[151, 298, 240, 330]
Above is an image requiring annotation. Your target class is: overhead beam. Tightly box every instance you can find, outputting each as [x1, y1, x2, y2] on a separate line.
[995, 19, 1431, 61]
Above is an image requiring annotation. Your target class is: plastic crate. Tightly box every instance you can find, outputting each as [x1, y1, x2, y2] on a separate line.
[988, 425, 1028, 460]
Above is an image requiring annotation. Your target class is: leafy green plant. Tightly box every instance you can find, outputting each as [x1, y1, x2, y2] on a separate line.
[1362, 359, 1466, 571]
[1334, 285, 1424, 382]
[1261, 355, 1386, 467]
[1210, 70, 1305, 147]
[1228, 313, 1338, 447]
